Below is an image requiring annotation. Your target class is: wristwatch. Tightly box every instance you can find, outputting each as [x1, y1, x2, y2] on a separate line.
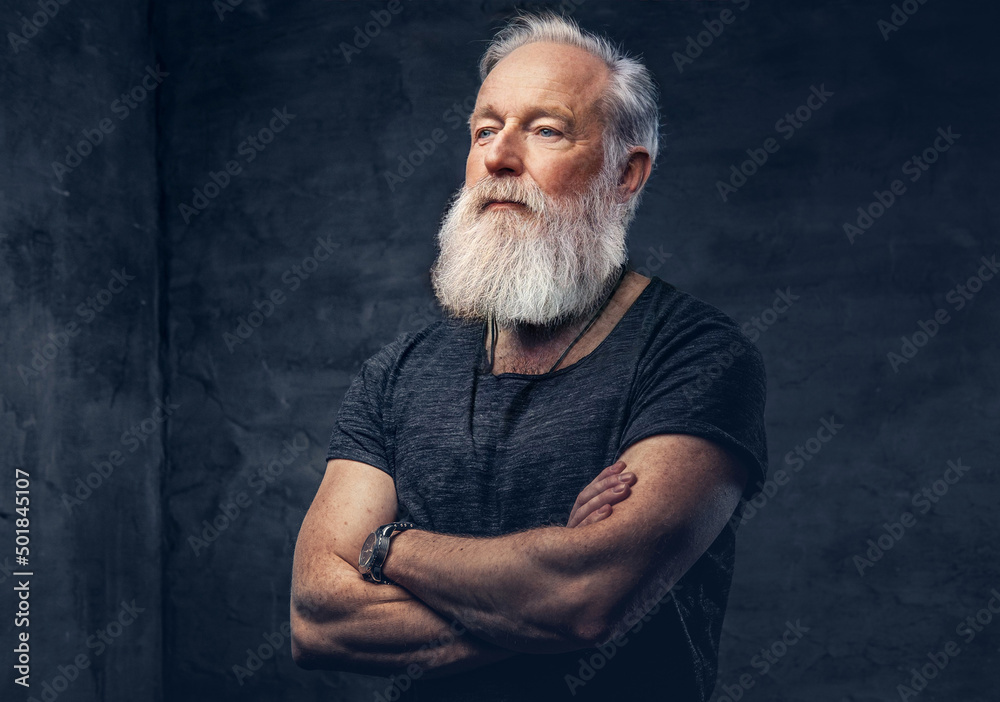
[358, 521, 415, 584]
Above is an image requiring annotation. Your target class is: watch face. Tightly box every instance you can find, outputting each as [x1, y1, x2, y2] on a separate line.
[359, 532, 377, 572]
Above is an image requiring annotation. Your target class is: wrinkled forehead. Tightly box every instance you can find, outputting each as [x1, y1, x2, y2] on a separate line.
[474, 41, 612, 129]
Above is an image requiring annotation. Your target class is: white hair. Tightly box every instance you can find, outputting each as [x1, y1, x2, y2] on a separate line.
[477, 11, 661, 221]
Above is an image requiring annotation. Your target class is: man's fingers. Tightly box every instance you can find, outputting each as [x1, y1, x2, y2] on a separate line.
[572, 470, 636, 513]
[578, 503, 612, 527]
[571, 460, 627, 511]
[566, 480, 634, 528]
[580, 482, 632, 520]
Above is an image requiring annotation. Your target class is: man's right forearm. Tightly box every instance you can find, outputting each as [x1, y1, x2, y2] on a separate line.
[290, 556, 517, 679]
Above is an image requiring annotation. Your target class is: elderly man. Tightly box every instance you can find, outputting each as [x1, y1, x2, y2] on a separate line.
[291, 11, 767, 701]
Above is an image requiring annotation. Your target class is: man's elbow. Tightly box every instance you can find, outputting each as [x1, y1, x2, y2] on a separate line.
[290, 610, 339, 670]
[564, 571, 675, 648]
[569, 617, 612, 649]
[525, 554, 624, 649]
[569, 602, 640, 649]
[289, 586, 352, 670]
[566, 593, 625, 648]
[535, 584, 617, 650]
[290, 628, 318, 669]
[290, 591, 403, 675]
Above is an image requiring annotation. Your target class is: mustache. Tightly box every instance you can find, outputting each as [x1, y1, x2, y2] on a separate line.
[466, 176, 547, 214]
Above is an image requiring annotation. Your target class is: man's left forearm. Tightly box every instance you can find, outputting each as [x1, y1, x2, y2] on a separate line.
[382, 526, 607, 654]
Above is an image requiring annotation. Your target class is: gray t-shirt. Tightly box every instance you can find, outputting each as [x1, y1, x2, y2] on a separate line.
[325, 275, 768, 701]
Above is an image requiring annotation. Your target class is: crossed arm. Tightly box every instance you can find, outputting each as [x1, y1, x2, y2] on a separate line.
[290, 433, 748, 677]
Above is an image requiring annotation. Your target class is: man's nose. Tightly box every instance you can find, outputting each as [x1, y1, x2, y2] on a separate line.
[482, 127, 524, 177]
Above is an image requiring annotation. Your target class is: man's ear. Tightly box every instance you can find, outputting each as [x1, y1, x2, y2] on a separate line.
[618, 148, 652, 201]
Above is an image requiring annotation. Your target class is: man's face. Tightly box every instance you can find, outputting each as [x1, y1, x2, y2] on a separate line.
[465, 41, 610, 203]
[430, 42, 630, 328]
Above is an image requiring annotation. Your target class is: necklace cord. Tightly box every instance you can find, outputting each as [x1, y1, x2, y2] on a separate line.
[486, 262, 629, 375]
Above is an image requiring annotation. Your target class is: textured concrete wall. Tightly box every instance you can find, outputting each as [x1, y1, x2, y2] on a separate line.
[0, 1, 163, 701]
[3, 0, 998, 700]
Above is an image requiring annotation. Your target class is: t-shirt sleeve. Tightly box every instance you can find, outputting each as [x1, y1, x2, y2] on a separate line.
[619, 306, 768, 501]
[325, 333, 412, 479]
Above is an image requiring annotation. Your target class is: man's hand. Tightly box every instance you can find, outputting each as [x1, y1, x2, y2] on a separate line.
[566, 459, 636, 528]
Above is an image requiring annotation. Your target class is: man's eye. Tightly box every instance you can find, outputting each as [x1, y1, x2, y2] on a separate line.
[477, 128, 494, 139]
[538, 128, 558, 137]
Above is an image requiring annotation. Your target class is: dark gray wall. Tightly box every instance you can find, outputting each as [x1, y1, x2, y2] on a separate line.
[3, 1, 999, 700]
[0, 1, 163, 701]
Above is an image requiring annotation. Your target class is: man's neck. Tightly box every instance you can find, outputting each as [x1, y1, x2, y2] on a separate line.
[486, 271, 651, 375]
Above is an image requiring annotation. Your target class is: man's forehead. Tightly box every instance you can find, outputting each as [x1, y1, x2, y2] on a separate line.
[473, 42, 610, 118]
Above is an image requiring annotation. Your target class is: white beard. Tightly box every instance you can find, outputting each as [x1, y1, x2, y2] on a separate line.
[430, 163, 630, 329]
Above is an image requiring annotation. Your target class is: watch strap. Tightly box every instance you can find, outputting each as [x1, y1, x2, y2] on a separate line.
[369, 521, 415, 584]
